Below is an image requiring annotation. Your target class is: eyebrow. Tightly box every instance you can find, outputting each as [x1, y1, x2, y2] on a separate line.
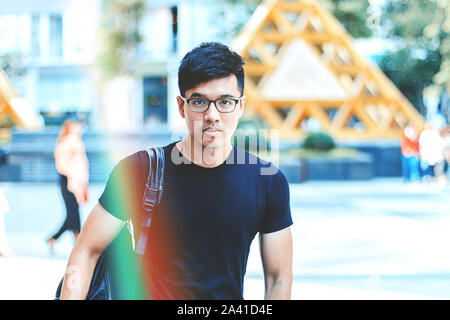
[188, 92, 238, 99]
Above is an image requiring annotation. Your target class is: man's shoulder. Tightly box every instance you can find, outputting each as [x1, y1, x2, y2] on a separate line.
[118, 142, 173, 164]
[114, 142, 175, 174]
[116, 150, 146, 168]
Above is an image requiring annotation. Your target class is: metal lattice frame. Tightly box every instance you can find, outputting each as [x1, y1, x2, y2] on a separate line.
[0, 68, 42, 130]
[232, 0, 424, 141]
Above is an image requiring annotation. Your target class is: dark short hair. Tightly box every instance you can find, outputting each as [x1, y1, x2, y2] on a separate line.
[178, 42, 245, 97]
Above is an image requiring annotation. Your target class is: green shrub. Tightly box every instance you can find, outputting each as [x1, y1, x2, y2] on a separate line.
[302, 132, 336, 151]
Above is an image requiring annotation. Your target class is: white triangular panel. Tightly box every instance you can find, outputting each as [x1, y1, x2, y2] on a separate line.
[260, 39, 348, 100]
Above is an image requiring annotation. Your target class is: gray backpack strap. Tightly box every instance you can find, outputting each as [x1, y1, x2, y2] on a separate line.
[135, 147, 164, 255]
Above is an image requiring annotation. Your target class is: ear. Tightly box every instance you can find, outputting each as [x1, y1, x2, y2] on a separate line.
[237, 95, 247, 119]
[177, 96, 185, 118]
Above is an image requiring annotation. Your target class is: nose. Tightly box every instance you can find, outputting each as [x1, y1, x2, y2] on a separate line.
[203, 101, 221, 123]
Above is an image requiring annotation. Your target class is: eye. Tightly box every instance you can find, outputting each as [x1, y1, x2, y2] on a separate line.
[191, 98, 207, 106]
[218, 99, 234, 107]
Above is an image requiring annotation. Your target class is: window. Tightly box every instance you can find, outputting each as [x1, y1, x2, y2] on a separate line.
[170, 6, 178, 53]
[143, 77, 167, 125]
[49, 14, 63, 58]
[31, 14, 40, 59]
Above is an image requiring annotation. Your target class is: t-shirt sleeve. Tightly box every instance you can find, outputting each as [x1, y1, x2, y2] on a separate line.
[260, 169, 293, 234]
[98, 152, 147, 222]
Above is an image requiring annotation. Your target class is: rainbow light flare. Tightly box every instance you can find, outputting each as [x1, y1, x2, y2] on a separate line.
[99, 142, 184, 300]
[99, 149, 152, 299]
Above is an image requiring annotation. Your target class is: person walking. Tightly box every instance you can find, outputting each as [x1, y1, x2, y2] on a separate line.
[59, 42, 293, 300]
[442, 125, 450, 184]
[47, 120, 89, 253]
[400, 122, 420, 182]
[419, 121, 445, 184]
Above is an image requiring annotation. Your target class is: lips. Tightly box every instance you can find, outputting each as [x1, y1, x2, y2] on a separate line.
[203, 127, 222, 132]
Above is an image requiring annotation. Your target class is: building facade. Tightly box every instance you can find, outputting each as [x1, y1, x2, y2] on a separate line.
[0, 0, 224, 132]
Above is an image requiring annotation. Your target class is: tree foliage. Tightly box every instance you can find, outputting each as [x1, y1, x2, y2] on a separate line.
[215, 0, 372, 41]
[378, 0, 447, 113]
[425, 0, 449, 91]
[319, 0, 372, 38]
[0, 53, 26, 80]
[96, 0, 146, 83]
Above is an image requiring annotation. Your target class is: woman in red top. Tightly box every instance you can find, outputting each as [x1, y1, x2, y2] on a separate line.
[400, 123, 420, 182]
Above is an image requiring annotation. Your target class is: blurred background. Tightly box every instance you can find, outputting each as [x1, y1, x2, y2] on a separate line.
[0, 0, 449, 299]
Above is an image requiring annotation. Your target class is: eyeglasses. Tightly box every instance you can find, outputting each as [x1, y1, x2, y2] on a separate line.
[180, 96, 242, 113]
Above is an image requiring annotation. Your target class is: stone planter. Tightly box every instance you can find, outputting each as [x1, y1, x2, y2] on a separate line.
[279, 152, 373, 183]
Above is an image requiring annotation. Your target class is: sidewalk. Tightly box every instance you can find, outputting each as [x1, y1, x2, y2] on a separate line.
[1, 179, 450, 300]
[0, 256, 440, 300]
[0, 256, 66, 300]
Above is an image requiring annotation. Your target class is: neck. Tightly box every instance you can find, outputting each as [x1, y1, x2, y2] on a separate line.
[177, 137, 232, 168]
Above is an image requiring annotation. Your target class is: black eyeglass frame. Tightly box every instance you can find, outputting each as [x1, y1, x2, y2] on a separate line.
[180, 96, 243, 113]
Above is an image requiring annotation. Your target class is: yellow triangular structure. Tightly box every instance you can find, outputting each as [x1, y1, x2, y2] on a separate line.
[0, 68, 43, 130]
[232, 0, 424, 141]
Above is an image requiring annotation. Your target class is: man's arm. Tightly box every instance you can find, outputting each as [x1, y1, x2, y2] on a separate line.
[60, 202, 124, 300]
[259, 226, 293, 300]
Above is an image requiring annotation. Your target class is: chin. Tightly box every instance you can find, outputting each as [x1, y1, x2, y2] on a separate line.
[202, 135, 227, 149]
[202, 140, 221, 149]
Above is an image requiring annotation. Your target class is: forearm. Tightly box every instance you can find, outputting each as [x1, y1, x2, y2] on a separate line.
[60, 246, 100, 300]
[264, 274, 292, 300]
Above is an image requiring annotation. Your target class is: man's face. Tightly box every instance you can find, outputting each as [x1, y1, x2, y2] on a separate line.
[177, 75, 246, 149]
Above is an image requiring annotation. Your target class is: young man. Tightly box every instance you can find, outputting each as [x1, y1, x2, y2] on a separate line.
[60, 42, 293, 300]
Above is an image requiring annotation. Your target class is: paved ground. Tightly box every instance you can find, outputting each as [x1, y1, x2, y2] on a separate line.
[1, 178, 450, 300]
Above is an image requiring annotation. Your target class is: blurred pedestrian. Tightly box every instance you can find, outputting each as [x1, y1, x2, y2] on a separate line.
[419, 121, 445, 184]
[400, 122, 420, 182]
[443, 125, 450, 183]
[47, 120, 89, 253]
[0, 188, 13, 257]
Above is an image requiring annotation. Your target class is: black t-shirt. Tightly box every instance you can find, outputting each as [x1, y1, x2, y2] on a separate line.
[99, 141, 292, 300]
